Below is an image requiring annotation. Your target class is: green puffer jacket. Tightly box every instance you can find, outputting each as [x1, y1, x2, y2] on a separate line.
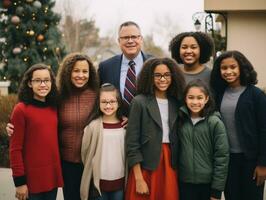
[178, 106, 229, 192]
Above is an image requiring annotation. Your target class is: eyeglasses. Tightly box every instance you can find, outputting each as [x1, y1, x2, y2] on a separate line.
[31, 79, 51, 85]
[100, 100, 118, 106]
[153, 72, 172, 80]
[119, 35, 141, 42]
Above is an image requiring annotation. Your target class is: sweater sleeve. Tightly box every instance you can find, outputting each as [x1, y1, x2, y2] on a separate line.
[211, 117, 229, 192]
[81, 123, 94, 164]
[254, 88, 266, 166]
[126, 98, 144, 168]
[9, 104, 27, 186]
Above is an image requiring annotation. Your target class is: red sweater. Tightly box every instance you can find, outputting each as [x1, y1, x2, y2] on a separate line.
[10, 100, 63, 194]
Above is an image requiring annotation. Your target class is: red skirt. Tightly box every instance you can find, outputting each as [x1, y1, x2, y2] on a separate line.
[125, 144, 179, 200]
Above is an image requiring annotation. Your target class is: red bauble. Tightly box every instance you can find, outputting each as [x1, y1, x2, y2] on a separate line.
[3, 0, 12, 8]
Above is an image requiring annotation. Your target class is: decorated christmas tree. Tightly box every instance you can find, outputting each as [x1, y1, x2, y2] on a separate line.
[0, 0, 66, 92]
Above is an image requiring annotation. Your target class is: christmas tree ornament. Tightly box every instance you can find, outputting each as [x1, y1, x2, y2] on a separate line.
[12, 47, 22, 55]
[37, 34, 44, 42]
[44, 7, 49, 13]
[33, 1, 42, 8]
[11, 16, 20, 25]
[3, 0, 12, 8]
[27, 30, 35, 36]
[16, 6, 24, 16]
[55, 47, 60, 54]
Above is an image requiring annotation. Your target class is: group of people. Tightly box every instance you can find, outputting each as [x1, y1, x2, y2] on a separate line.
[6, 21, 266, 200]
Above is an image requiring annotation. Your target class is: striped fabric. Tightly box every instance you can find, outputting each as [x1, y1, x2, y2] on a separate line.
[124, 60, 137, 106]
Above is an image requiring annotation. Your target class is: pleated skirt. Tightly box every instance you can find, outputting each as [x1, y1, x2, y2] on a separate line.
[125, 144, 179, 200]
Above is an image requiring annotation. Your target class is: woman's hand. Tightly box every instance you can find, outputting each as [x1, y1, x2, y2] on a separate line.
[121, 116, 128, 128]
[253, 165, 266, 186]
[6, 123, 14, 137]
[15, 185, 28, 200]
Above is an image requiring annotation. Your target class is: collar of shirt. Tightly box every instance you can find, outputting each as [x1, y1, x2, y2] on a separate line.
[121, 52, 143, 75]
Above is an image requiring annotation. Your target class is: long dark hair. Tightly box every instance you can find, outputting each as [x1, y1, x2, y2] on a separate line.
[184, 79, 215, 117]
[88, 83, 123, 123]
[169, 31, 214, 64]
[137, 57, 185, 100]
[210, 50, 258, 95]
[18, 63, 58, 107]
[57, 53, 99, 100]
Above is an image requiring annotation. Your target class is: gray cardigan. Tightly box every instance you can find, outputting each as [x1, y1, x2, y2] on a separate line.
[126, 94, 180, 170]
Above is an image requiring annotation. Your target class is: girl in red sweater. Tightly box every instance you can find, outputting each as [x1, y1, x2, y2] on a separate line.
[9, 64, 63, 200]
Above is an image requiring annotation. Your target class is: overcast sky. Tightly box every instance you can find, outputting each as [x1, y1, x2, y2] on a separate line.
[54, 0, 204, 50]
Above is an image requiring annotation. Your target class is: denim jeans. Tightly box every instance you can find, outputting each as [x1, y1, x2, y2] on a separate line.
[94, 189, 123, 200]
[29, 188, 57, 200]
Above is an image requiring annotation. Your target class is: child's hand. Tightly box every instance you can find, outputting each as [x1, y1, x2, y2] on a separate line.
[6, 123, 14, 137]
[15, 185, 28, 200]
[136, 179, 149, 195]
[253, 165, 266, 186]
[210, 197, 220, 200]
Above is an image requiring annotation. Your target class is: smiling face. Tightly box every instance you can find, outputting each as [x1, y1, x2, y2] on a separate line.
[71, 60, 89, 88]
[185, 86, 209, 118]
[118, 25, 143, 60]
[99, 91, 119, 118]
[28, 69, 52, 102]
[180, 36, 200, 67]
[220, 57, 241, 88]
[153, 64, 172, 98]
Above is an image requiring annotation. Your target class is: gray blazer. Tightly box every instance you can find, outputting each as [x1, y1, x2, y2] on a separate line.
[126, 94, 180, 170]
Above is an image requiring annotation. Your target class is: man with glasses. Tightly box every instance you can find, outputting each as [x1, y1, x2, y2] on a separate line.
[98, 21, 152, 115]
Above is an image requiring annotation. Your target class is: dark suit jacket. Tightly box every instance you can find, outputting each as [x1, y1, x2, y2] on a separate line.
[98, 51, 152, 116]
[126, 94, 181, 170]
[98, 51, 151, 90]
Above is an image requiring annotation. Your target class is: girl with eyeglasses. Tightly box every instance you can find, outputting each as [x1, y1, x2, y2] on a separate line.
[125, 57, 185, 200]
[80, 83, 126, 200]
[9, 64, 63, 200]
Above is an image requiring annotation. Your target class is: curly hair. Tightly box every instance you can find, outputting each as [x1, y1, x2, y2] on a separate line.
[18, 63, 58, 107]
[57, 53, 99, 100]
[210, 50, 258, 95]
[184, 79, 215, 117]
[137, 57, 185, 100]
[88, 83, 123, 123]
[169, 31, 214, 64]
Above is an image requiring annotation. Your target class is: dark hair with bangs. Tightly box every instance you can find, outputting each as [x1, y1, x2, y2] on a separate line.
[88, 83, 123, 123]
[137, 57, 185, 100]
[210, 50, 258, 95]
[57, 53, 99, 100]
[184, 79, 215, 117]
[169, 31, 214, 64]
[18, 63, 58, 107]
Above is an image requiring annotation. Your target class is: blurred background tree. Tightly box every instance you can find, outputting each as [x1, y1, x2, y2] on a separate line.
[0, 0, 66, 92]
